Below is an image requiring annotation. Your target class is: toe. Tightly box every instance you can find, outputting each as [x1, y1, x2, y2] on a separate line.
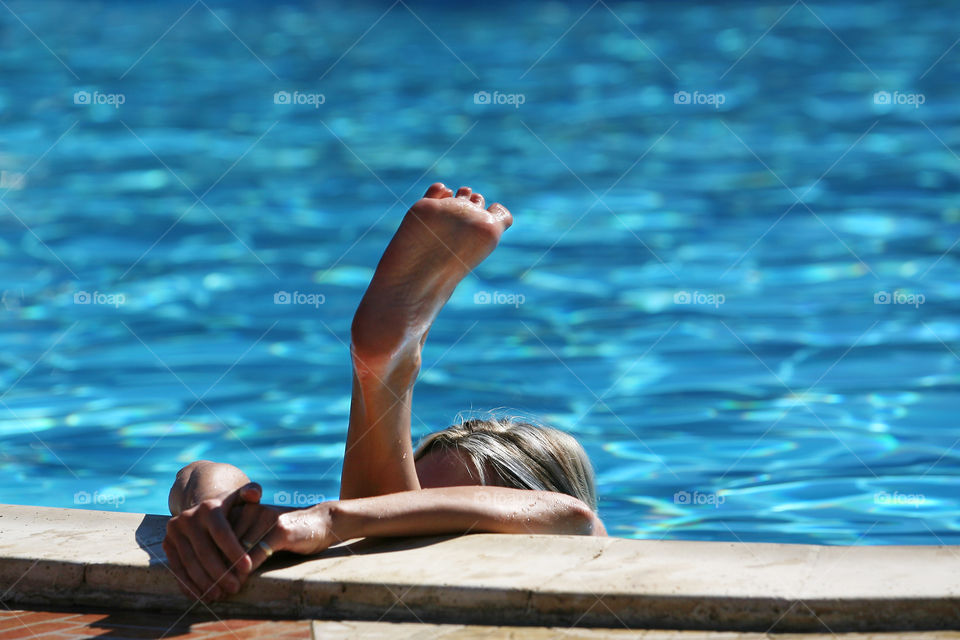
[487, 202, 513, 230]
[440, 185, 454, 198]
[456, 186, 472, 198]
[469, 192, 485, 208]
[424, 182, 448, 199]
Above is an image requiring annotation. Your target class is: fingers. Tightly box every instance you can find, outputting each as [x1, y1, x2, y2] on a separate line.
[217, 482, 262, 577]
[487, 202, 513, 229]
[231, 502, 261, 549]
[247, 540, 271, 573]
[224, 482, 261, 512]
[171, 529, 223, 601]
[228, 483, 262, 552]
[183, 527, 240, 599]
[164, 495, 255, 603]
[204, 504, 253, 579]
[246, 526, 284, 573]
[228, 502, 283, 579]
[162, 536, 203, 600]
[239, 483, 262, 504]
[241, 507, 282, 554]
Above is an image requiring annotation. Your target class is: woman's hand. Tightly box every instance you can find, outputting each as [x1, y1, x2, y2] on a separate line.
[162, 482, 260, 601]
[228, 501, 339, 573]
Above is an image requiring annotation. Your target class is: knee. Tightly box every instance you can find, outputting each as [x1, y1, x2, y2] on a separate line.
[168, 460, 213, 515]
[176, 459, 213, 479]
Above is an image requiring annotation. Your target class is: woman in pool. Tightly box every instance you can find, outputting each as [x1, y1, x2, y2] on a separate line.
[163, 183, 606, 601]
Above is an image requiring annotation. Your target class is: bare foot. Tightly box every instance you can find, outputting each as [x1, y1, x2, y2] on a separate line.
[351, 182, 512, 374]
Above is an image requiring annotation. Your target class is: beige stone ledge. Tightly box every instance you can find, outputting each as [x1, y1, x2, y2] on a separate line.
[0, 504, 958, 632]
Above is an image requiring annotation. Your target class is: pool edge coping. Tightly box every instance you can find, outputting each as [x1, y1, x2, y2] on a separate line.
[1, 504, 958, 632]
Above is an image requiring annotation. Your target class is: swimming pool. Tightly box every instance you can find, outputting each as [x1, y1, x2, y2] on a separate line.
[1, 0, 957, 545]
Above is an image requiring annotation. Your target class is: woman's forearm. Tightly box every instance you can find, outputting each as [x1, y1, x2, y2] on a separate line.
[321, 486, 604, 545]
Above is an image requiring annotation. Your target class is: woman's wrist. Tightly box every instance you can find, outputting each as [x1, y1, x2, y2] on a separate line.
[321, 499, 359, 545]
[273, 501, 334, 555]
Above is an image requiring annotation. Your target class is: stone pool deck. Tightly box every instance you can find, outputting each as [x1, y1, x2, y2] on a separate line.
[1, 504, 959, 637]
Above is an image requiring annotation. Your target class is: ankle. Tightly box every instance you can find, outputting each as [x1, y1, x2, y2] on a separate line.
[351, 303, 426, 370]
[351, 339, 422, 386]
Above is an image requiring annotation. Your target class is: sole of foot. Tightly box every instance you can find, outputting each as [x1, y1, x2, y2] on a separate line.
[351, 182, 513, 372]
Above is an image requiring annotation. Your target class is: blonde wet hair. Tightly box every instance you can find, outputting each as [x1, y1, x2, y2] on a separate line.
[413, 416, 598, 511]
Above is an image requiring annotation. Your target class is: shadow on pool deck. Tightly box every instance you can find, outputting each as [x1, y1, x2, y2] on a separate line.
[134, 514, 168, 568]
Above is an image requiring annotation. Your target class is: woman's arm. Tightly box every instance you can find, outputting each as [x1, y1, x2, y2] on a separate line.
[234, 486, 605, 576]
[328, 486, 607, 540]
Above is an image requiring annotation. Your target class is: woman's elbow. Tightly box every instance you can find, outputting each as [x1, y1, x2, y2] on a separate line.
[555, 495, 605, 536]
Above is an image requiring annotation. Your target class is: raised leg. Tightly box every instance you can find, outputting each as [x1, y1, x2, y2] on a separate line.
[340, 182, 512, 499]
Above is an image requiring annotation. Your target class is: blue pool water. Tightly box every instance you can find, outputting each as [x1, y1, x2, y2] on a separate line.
[1, 0, 958, 544]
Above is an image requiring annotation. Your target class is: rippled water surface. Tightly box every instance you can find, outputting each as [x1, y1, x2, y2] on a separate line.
[1, 0, 958, 544]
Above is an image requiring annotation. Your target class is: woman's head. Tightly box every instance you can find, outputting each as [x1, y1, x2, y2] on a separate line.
[413, 416, 598, 511]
